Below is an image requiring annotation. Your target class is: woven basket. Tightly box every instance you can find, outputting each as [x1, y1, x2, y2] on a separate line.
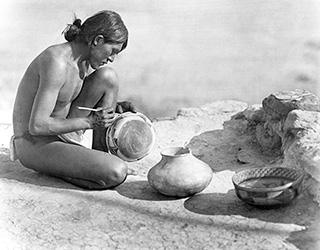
[232, 167, 304, 206]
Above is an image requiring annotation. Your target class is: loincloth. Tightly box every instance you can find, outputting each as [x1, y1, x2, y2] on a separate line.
[13, 131, 58, 144]
[10, 131, 90, 161]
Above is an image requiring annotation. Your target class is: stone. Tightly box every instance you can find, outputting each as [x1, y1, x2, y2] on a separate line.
[177, 101, 248, 117]
[255, 123, 282, 149]
[241, 104, 265, 122]
[262, 89, 320, 120]
[283, 109, 320, 135]
[282, 110, 320, 180]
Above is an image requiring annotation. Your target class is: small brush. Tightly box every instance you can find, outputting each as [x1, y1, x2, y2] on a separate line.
[77, 106, 107, 112]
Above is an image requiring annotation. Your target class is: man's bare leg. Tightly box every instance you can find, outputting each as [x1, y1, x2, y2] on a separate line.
[68, 67, 119, 151]
[15, 137, 127, 189]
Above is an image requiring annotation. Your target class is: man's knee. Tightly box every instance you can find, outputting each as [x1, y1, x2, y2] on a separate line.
[110, 160, 128, 184]
[93, 67, 119, 90]
[98, 160, 127, 189]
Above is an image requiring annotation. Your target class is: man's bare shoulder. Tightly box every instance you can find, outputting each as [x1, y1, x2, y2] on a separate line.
[27, 43, 73, 88]
[36, 43, 71, 68]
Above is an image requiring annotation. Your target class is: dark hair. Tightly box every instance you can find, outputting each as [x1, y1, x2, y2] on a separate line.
[63, 10, 128, 51]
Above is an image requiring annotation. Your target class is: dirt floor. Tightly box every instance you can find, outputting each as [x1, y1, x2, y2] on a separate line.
[0, 101, 319, 250]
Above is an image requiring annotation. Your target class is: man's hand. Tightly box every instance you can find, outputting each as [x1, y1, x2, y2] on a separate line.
[89, 107, 117, 128]
[116, 101, 137, 114]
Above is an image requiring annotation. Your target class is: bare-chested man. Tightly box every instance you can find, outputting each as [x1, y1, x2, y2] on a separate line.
[12, 10, 136, 190]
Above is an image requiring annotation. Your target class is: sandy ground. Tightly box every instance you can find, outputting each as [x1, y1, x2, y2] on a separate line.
[0, 101, 319, 250]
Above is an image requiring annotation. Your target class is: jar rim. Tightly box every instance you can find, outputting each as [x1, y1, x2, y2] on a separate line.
[161, 147, 191, 157]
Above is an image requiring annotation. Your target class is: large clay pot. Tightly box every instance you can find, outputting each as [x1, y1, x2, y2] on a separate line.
[147, 147, 213, 197]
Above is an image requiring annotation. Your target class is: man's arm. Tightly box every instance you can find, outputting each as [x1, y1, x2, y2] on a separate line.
[29, 53, 93, 135]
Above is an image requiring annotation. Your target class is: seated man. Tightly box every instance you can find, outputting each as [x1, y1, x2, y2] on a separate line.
[12, 10, 136, 190]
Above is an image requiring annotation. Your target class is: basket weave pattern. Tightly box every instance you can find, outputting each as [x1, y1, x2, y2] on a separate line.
[233, 167, 302, 185]
[232, 167, 304, 206]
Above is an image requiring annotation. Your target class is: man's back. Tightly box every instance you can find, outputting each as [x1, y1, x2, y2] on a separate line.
[13, 43, 84, 137]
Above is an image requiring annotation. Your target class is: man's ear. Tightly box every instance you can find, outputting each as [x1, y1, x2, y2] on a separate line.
[92, 35, 105, 46]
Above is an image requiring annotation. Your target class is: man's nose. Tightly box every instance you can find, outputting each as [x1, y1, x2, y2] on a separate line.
[108, 54, 115, 63]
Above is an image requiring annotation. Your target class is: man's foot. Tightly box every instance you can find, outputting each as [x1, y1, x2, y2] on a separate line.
[10, 136, 18, 161]
[127, 168, 138, 176]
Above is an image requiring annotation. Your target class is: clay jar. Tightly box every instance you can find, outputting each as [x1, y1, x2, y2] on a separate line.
[147, 147, 213, 197]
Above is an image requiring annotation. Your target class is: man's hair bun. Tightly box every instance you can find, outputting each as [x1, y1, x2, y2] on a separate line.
[63, 18, 82, 42]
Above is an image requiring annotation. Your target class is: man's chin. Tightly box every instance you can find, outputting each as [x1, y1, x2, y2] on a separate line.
[92, 65, 99, 70]
[89, 62, 98, 70]
[92, 64, 106, 70]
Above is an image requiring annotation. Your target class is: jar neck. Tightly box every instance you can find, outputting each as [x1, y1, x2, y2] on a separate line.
[161, 147, 191, 157]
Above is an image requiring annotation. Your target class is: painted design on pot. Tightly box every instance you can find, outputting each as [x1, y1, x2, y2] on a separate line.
[232, 167, 304, 207]
[147, 147, 213, 197]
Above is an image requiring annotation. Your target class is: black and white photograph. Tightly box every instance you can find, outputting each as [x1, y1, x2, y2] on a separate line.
[0, 1, 319, 249]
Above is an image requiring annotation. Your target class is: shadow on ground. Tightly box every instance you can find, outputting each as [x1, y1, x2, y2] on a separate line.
[116, 180, 180, 201]
[184, 190, 320, 250]
[184, 190, 317, 223]
[187, 129, 282, 174]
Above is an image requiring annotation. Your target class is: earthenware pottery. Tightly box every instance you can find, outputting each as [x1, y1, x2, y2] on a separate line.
[147, 147, 213, 197]
[232, 167, 304, 207]
[106, 112, 155, 162]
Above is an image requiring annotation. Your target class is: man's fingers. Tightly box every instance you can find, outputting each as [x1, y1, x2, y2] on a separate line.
[99, 107, 114, 114]
[118, 105, 123, 113]
[117, 101, 137, 113]
[96, 112, 120, 127]
[130, 104, 137, 113]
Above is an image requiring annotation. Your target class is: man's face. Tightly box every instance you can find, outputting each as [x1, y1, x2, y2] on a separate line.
[89, 37, 123, 69]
